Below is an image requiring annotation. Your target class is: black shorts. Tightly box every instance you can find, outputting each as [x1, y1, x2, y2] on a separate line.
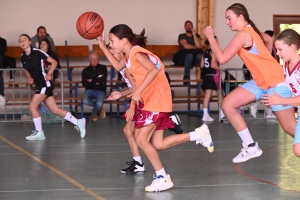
[202, 75, 220, 91]
[34, 86, 54, 97]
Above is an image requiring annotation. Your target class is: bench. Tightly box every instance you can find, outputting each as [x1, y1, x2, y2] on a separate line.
[4, 44, 210, 118]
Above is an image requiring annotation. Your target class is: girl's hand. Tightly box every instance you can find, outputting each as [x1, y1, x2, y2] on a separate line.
[261, 90, 286, 106]
[28, 78, 34, 84]
[125, 106, 135, 122]
[131, 89, 143, 105]
[45, 73, 52, 81]
[204, 26, 215, 39]
[97, 31, 106, 49]
[107, 91, 122, 100]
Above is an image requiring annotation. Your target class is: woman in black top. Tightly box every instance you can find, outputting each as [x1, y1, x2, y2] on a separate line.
[19, 34, 86, 140]
[39, 38, 61, 82]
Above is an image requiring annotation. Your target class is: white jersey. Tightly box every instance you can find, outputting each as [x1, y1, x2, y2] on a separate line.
[283, 60, 300, 114]
[119, 68, 132, 89]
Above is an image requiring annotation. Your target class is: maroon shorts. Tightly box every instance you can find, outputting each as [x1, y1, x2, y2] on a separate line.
[122, 102, 143, 121]
[135, 109, 175, 130]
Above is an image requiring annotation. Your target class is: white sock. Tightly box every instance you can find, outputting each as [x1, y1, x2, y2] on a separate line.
[220, 109, 225, 118]
[155, 167, 167, 178]
[237, 128, 254, 146]
[189, 131, 198, 141]
[33, 117, 42, 131]
[133, 156, 142, 164]
[64, 112, 78, 125]
[203, 108, 209, 116]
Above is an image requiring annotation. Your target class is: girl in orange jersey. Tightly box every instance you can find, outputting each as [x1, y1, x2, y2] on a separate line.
[98, 24, 213, 192]
[204, 3, 296, 163]
[262, 29, 300, 157]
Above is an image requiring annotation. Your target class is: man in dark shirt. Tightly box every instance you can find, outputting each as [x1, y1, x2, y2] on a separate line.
[82, 53, 107, 121]
[0, 37, 17, 97]
[178, 20, 203, 85]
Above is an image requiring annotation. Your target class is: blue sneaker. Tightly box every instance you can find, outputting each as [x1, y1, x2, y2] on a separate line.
[75, 118, 86, 138]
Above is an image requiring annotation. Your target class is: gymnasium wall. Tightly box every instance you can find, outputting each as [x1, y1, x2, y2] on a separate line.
[0, 0, 299, 68]
[0, 0, 299, 112]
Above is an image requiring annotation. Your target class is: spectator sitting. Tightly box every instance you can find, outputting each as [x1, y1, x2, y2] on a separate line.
[173, 20, 203, 85]
[31, 26, 55, 52]
[39, 38, 61, 82]
[0, 37, 17, 96]
[82, 52, 107, 121]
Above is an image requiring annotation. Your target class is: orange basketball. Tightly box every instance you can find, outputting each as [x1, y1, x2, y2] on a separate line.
[76, 12, 104, 40]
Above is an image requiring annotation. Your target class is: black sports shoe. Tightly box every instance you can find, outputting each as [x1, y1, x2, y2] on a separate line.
[120, 160, 145, 174]
[169, 113, 184, 134]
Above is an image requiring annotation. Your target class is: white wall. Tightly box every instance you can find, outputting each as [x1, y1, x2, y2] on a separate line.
[1, 0, 299, 112]
[0, 0, 197, 47]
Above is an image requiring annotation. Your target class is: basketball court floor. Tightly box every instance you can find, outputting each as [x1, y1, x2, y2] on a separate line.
[0, 113, 300, 200]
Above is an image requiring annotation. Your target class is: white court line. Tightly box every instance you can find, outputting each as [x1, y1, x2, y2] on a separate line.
[0, 139, 291, 148]
[0, 182, 267, 193]
[0, 146, 292, 156]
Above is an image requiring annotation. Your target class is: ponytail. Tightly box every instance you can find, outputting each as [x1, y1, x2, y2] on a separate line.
[133, 28, 148, 48]
[248, 19, 265, 43]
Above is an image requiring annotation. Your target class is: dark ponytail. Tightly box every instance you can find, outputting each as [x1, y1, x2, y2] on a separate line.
[227, 3, 265, 42]
[110, 24, 148, 48]
[133, 28, 147, 48]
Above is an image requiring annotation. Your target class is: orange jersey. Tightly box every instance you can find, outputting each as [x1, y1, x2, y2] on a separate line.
[238, 25, 284, 89]
[126, 46, 172, 112]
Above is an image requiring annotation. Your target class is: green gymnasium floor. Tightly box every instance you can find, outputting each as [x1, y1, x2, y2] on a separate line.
[0, 114, 300, 200]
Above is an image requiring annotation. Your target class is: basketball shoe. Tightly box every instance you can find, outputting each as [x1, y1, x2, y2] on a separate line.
[74, 118, 86, 138]
[145, 174, 174, 192]
[120, 160, 145, 174]
[233, 142, 263, 163]
[168, 113, 184, 134]
[194, 124, 214, 153]
[26, 130, 46, 141]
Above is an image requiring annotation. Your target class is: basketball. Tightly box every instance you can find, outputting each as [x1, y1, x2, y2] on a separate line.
[76, 12, 104, 40]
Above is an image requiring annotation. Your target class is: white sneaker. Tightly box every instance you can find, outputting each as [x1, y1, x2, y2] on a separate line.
[249, 104, 257, 118]
[233, 142, 263, 163]
[145, 174, 174, 192]
[26, 130, 46, 141]
[194, 124, 214, 153]
[220, 110, 225, 119]
[202, 115, 214, 122]
[74, 118, 86, 138]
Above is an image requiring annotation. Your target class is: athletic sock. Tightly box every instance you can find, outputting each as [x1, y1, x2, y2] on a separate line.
[237, 128, 255, 146]
[133, 156, 142, 164]
[189, 131, 198, 141]
[33, 117, 42, 131]
[203, 108, 209, 116]
[155, 167, 167, 178]
[64, 112, 78, 125]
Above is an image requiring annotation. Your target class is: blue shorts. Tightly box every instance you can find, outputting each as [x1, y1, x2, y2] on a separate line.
[241, 80, 292, 112]
[294, 117, 300, 145]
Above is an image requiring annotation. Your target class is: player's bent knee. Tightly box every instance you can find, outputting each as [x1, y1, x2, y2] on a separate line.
[123, 127, 133, 137]
[152, 143, 164, 151]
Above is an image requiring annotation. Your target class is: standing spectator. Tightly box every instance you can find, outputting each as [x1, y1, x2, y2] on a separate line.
[174, 20, 203, 85]
[39, 38, 61, 82]
[31, 26, 55, 52]
[264, 30, 279, 62]
[82, 52, 107, 121]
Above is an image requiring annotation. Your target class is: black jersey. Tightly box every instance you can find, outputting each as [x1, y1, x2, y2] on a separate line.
[20, 48, 52, 88]
[203, 48, 217, 76]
